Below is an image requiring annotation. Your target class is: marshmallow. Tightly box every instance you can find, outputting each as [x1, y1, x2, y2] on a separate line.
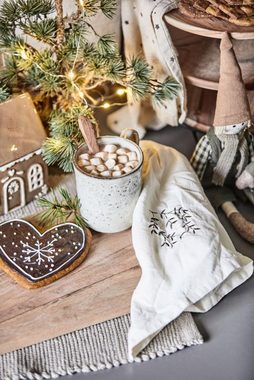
[116, 148, 129, 155]
[90, 157, 103, 166]
[105, 159, 116, 170]
[118, 155, 128, 164]
[114, 164, 124, 171]
[112, 170, 123, 177]
[97, 164, 107, 172]
[84, 165, 95, 172]
[78, 159, 90, 166]
[126, 160, 138, 169]
[123, 166, 133, 174]
[127, 151, 137, 161]
[108, 153, 117, 159]
[78, 142, 139, 178]
[103, 144, 118, 153]
[131, 160, 139, 168]
[101, 170, 112, 177]
[79, 153, 90, 160]
[95, 151, 108, 161]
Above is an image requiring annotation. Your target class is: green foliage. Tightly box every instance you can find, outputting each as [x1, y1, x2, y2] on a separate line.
[0, 82, 10, 102]
[22, 19, 57, 43]
[0, 56, 19, 84]
[38, 187, 88, 229]
[100, 0, 117, 18]
[0, 0, 180, 172]
[42, 137, 77, 172]
[80, 0, 117, 18]
[97, 34, 117, 56]
[0, 0, 53, 47]
[153, 77, 180, 104]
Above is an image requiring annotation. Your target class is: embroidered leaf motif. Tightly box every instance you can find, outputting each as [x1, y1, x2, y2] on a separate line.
[148, 207, 200, 249]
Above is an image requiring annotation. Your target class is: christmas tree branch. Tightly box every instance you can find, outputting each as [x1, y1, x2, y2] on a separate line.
[55, 0, 64, 48]
[0, 0, 180, 172]
[37, 187, 88, 229]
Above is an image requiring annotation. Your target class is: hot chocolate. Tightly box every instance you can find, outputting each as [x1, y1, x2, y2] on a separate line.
[77, 143, 139, 178]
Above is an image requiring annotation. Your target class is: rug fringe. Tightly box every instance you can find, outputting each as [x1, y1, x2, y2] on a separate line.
[2, 336, 203, 380]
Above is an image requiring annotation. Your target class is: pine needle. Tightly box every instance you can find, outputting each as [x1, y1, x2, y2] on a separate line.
[37, 187, 88, 229]
[0, 0, 180, 173]
[0, 83, 10, 102]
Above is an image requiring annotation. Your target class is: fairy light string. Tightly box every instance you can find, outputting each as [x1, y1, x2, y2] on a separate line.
[17, 40, 128, 110]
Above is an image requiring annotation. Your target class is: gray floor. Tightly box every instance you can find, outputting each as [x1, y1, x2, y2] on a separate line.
[62, 125, 254, 380]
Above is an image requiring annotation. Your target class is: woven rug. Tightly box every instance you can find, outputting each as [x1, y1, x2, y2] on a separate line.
[0, 174, 203, 380]
[0, 313, 202, 380]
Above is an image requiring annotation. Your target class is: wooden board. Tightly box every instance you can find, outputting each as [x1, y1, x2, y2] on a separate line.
[0, 223, 140, 355]
[165, 9, 254, 40]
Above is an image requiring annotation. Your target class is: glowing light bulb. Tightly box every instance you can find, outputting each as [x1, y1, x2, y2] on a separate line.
[78, 90, 84, 98]
[102, 102, 110, 109]
[79, 0, 84, 6]
[67, 70, 75, 80]
[20, 49, 28, 60]
[116, 88, 125, 96]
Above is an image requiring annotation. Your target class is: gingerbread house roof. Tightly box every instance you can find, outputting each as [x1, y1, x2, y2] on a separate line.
[0, 93, 46, 171]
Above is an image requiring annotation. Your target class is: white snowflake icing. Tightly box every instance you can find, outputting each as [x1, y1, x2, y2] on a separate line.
[0, 220, 86, 281]
[21, 238, 57, 266]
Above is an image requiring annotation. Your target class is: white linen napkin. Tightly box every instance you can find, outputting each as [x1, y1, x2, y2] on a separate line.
[129, 141, 253, 358]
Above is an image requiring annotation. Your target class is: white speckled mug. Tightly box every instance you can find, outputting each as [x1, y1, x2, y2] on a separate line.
[73, 134, 143, 233]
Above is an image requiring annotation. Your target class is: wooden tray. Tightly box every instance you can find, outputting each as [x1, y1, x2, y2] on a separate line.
[0, 222, 140, 355]
[165, 9, 254, 40]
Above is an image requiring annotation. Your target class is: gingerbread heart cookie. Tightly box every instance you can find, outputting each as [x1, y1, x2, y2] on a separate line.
[0, 219, 92, 288]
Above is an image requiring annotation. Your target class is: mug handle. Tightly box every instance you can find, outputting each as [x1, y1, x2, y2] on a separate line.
[120, 128, 140, 146]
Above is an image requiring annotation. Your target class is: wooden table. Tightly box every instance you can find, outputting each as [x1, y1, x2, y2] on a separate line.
[0, 228, 140, 355]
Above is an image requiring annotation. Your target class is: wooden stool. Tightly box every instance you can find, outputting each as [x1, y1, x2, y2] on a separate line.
[165, 10, 254, 133]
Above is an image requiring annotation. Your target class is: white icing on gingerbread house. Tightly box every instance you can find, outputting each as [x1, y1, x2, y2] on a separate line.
[0, 93, 48, 215]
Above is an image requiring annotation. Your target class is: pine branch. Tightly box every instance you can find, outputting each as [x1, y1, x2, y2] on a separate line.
[128, 57, 152, 83]
[49, 105, 95, 138]
[0, 0, 54, 23]
[0, 55, 20, 85]
[79, 0, 100, 17]
[97, 34, 117, 57]
[42, 137, 77, 172]
[16, 0, 54, 17]
[100, 0, 117, 18]
[153, 77, 180, 103]
[21, 19, 57, 44]
[0, 0, 180, 173]
[0, 83, 10, 102]
[37, 187, 88, 229]
[42, 104, 97, 171]
[0, 0, 20, 23]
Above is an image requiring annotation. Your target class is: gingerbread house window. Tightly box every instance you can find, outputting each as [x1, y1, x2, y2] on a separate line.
[28, 164, 43, 192]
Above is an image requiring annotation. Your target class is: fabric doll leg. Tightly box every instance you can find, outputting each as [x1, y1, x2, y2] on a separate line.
[205, 186, 254, 243]
[228, 211, 254, 244]
[221, 196, 254, 244]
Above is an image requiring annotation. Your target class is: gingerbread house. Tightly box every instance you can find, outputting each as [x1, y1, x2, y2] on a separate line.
[0, 93, 48, 215]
